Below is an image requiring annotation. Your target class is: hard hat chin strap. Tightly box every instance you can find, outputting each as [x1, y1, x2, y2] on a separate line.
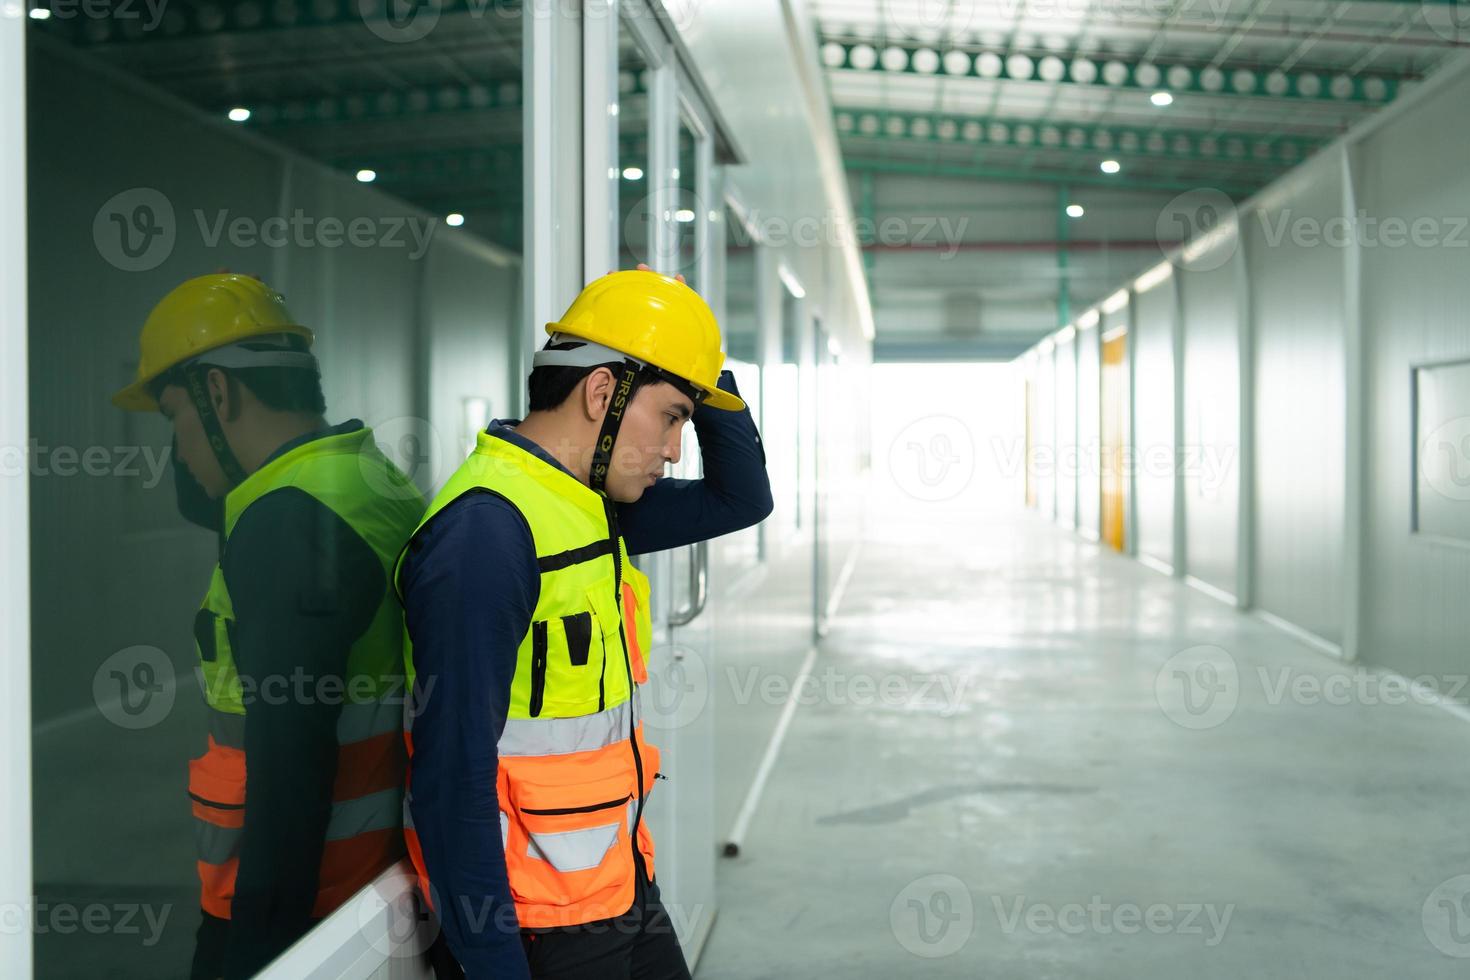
[183, 362, 247, 488]
[588, 358, 649, 498]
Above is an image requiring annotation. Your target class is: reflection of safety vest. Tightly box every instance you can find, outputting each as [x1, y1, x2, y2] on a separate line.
[394, 430, 657, 929]
[190, 427, 424, 921]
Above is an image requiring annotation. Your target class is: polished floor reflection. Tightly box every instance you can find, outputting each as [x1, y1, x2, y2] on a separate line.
[701, 499, 1470, 979]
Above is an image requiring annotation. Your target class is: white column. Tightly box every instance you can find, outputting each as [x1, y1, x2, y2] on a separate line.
[522, 0, 585, 414]
[1339, 144, 1366, 663]
[0, 5, 33, 975]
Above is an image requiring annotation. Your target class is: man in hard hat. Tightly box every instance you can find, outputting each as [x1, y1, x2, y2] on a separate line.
[114, 273, 425, 980]
[395, 269, 772, 979]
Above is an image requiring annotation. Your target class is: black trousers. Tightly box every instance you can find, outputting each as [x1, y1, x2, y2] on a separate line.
[520, 862, 691, 980]
[429, 857, 691, 980]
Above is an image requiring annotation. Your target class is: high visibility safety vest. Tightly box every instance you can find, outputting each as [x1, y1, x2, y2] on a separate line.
[393, 429, 659, 930]
[189, 427, 425, 921]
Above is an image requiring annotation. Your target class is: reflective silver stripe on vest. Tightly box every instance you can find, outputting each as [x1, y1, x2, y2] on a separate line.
[337, 697, 405, 745]
[527, 822, 622, 872]
[194, 819, 242, 865]
[326, 786, 403, 841]
[208, 709, 246, 750]
[496, 692, 640, 758]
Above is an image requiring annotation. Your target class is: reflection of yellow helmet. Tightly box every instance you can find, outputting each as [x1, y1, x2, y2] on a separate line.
[113, 273, 315, 411]
[545, 270, 743, 412]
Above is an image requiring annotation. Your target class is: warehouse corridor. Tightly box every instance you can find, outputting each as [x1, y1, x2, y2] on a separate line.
[701, 501, 1470, 979]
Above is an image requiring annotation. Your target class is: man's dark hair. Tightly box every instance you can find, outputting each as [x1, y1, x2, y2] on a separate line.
[526, 341, 621, 413]
[150, 334, 327, 415]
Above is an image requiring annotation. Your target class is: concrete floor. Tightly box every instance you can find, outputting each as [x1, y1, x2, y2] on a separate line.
[698, 503, 1470, 979]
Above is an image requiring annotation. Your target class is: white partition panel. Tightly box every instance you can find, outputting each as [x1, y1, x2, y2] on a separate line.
[1245, 156, 1348, 647]
[1055, 335, 1078, 529]
[1357, 66, 1470, 679]
[1076, 322, 1102, 540]
[1178, 229, 1242, 600]
[1132, 272, 1177, 570]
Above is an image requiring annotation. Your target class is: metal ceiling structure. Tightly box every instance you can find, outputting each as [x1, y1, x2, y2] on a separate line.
[35, 0, 531, 251]
[810, 0, 1468, 359]
[813, 0, 1466, 193]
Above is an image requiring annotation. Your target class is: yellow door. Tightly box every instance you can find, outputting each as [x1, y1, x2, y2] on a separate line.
[1100, 331, 1128, 551]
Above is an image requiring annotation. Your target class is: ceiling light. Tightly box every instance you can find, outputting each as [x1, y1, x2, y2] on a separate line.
[1150, 91, 1173, 107]
[621, 166, 643, 180]
[355, 169, 377, 183]
[29, 6, 51, 19]
[1066, 204, 1084, 218]
[445, 213, 465, 227]
[227, 107, 251, 122]
[674, 209, 695, 223]
[1100, 159, 1121, 174]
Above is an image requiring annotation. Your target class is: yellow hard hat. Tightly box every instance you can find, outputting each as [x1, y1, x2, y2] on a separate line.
[545, 270, 744, 412]
[112, 273, 315, 411]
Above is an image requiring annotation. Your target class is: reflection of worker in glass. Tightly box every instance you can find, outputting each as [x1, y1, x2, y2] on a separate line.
[396, 270, 772, 978]
[113, 274, 425, 979]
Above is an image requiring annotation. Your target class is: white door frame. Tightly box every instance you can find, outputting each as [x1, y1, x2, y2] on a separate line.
[0, 6, 33, 975]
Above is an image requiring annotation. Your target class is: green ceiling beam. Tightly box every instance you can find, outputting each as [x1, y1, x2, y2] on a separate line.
[834, 106, 1323, 169]
[845, 157, 1259, 197]
[819, 36, 1406, 104]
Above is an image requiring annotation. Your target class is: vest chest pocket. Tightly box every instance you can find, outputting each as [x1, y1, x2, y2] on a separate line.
[526, 601, 609, 718]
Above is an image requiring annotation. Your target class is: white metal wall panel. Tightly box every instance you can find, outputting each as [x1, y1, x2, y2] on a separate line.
[1178, 230, 1242, 598]
[1035, 346, 1056, 519]
[1076, 322, 1102, 538]
[1132, 276, 1176, 567]
[1358, 67, 1470, 678]
[1054, 335, 1078, 528]
[1245, 155, 1347, 645]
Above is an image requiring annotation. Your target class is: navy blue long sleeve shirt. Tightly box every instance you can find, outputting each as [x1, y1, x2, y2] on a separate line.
[398, 370, 771, 978]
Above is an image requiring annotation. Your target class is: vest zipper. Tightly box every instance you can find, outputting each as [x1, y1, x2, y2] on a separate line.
[603, 496, 646, 875]
[521, 794, 630, 816]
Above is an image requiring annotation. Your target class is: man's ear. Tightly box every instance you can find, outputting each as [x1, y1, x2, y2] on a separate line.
[205, 367, 239, 422]
[582, 367, 614, 422]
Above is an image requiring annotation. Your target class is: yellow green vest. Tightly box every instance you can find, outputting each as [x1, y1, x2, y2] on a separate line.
[392, 429, 654, 721]
[195, 426, 425, 747]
